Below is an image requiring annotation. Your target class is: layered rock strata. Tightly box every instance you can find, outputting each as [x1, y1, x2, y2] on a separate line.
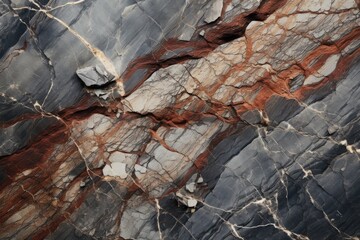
[0, 0, 360, 239]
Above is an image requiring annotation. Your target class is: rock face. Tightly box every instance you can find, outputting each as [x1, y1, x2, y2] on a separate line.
[0, 0, 360, 239]
[76, 66, 115, 87]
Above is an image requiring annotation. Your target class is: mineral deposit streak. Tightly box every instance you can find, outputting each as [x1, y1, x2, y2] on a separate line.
[0, 0, 360, 240]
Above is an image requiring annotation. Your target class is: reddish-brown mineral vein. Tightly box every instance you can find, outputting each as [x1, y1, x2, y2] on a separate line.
[121, 0, 289, 96]
[238, 28, 360, 114]
[203, 0, 288, 44]
[1, 0, 360, 238]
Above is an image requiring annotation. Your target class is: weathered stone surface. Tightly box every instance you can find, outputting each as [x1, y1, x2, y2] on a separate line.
[1, 0, 360, 239]
[76, 66, 115, 87]
[204, 0, 223, 23]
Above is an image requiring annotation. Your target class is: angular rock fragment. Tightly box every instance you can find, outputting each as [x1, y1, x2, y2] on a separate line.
[102, 162, 128, 179]
[134, 164, 147, 174]
[176, 191, 198, 208]
[76, 66, 115, 87]
[186, 182, 196, 193]
[1, 0, 360, 239]
[204, 0, 223, 23]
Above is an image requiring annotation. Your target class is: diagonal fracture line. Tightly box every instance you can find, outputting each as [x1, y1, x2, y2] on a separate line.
[46, 0, 85, 12]
[155, 199, 164, 240]
[43, 13, 118, 77]
[13, 3, 125, 95]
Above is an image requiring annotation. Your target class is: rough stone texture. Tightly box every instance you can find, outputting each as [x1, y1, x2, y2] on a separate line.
[1, 0, 360, 239]
[76, 66, 115, 87]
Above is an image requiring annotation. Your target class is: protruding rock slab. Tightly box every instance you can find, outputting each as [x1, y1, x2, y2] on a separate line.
[204, 0, 223, 23]
[76, 66, 115, 87]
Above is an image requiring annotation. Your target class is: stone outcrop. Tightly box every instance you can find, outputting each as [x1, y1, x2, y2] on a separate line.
[0, 0, 360, 239]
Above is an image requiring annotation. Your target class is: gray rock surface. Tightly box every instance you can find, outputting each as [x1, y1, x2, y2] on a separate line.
[76, 66, 115, 87]
[1, 0, 360, 239]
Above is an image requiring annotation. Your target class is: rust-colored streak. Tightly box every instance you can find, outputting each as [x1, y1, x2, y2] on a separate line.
[28, 174, 103, 240]
[235, 27, 360, 114]
[1, 1, 360, 239]
[121, 39, 217, 96]
[204, 0, 288, 44]
[0, 124, 68, 191]
[121, 0, 289, 97]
